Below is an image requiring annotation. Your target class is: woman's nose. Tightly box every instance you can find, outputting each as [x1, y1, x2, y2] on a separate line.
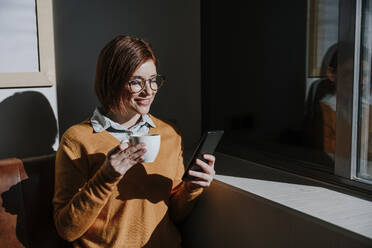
[142, 81, 152, 96]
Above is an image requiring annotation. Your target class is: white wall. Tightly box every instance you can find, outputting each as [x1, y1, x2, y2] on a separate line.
[0, 0, 59, 159]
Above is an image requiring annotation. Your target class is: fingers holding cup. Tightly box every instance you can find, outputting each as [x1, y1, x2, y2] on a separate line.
[129, 134, 161, 162]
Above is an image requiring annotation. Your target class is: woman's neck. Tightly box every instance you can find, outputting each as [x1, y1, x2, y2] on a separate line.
[107, 110, 141, 129]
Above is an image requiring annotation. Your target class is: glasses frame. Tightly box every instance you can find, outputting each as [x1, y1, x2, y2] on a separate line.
[127, 74, 165, 93]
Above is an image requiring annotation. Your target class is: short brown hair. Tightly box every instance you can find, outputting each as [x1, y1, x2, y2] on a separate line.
[94, 35, 158, 112]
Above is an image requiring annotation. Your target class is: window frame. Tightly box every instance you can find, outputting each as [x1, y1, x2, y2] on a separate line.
[334, 0, 359, 179]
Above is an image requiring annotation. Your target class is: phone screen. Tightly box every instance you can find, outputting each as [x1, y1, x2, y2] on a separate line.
[182, 130, 224, 181]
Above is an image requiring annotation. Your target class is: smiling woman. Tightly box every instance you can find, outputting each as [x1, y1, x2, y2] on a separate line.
[108, 60, 160, 126]
[52, 35, 216, 248]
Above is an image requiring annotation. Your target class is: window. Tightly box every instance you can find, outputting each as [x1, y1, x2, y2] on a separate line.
[201, 0, 372, 194]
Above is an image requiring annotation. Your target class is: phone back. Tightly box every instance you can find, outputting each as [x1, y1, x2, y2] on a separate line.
[182, 130, 224, 181]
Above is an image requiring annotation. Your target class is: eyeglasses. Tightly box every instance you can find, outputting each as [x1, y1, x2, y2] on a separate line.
[127, 75, 165, 93]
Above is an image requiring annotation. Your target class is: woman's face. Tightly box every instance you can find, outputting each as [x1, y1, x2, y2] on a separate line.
[124, 60, 157, 116]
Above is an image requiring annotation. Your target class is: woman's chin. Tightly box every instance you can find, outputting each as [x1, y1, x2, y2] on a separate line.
[135, 105, 151, 115]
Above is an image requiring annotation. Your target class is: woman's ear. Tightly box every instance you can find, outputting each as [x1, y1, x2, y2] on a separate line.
[326, 66, 337, 82]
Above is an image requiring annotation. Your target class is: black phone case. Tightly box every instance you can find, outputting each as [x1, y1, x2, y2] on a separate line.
[182, 130, 224, 181]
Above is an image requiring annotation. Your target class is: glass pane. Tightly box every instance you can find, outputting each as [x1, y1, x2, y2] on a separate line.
[357, 0, 372, 181]
[0, 0, 39, 73]
[304, 0, 339, 167]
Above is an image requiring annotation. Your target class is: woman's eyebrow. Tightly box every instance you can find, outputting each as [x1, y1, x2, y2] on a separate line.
[131, 74, 157, 80]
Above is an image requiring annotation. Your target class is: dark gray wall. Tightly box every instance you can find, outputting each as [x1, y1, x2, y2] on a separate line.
[201, 0, 262, 133]
[53, 0, 201, 150]
[262, 1, 307, 135]
[203, 1, 306, 139]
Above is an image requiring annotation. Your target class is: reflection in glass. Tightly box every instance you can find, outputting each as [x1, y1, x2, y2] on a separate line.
[303, 44, 337, 156]
[357, 0, 372, 181]
[308, 0, 339, 77]
[0, 0, 39, 73]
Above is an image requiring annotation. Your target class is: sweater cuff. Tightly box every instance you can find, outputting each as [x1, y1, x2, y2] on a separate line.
[183, 182, 203, 199]
[99, 162, 123, 184]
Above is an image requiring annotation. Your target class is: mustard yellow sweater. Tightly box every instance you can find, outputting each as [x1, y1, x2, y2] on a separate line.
[53, 115, 203, 248]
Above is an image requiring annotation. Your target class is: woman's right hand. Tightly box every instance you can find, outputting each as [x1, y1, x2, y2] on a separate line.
[105, 142, 146, 176]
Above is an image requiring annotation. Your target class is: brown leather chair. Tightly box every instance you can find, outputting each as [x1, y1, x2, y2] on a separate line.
[0, 154, 70, 248]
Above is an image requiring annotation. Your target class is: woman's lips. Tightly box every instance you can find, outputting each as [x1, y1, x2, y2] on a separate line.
[135, 98, 152, 106]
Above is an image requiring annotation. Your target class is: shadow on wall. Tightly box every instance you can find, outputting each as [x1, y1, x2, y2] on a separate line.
[0, 91, 57, 159]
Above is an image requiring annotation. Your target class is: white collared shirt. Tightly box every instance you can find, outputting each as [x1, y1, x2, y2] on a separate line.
[90, 107, 156, 143]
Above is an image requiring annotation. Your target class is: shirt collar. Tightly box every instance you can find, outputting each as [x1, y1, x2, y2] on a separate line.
[90, 107, 156, 133]
[141, 113, 156, 128]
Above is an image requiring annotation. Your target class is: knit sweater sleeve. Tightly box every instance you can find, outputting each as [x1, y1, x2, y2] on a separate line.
[169, 135, 203, 223]
[52, 134, 122, 242]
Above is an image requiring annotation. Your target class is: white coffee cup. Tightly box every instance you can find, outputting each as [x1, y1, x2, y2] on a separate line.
[129, 134, 161, 162]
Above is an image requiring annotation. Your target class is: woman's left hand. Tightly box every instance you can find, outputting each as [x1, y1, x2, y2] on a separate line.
[186, 154, 216, 190]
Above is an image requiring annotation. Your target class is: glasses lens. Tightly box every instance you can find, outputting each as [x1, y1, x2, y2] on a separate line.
[129, 75, 164, 93]
[129, 80, 143, 93]
[150, 75, 164, 91]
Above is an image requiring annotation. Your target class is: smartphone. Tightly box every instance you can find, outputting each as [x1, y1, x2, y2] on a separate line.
[182, 130, 224, 181]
